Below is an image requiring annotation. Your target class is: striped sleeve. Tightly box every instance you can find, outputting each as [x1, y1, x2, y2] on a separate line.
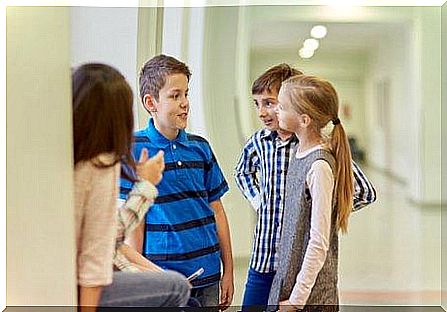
[116, 180, 158, 246]
[352, 161, 377, 211]
[205, 144, 229, 203]
[234, 134, 261, 212]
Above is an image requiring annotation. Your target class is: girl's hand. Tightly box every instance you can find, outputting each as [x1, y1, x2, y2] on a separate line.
[136, 149, 165, 185]
[278, 300, 302, 312]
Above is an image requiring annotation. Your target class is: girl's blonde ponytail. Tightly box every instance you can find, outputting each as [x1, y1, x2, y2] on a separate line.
[330, 120, 353, 233]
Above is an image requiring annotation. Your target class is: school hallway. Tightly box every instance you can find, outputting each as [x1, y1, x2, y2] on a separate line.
[5, 2, 447, 310]
[232, 165, 442, 308]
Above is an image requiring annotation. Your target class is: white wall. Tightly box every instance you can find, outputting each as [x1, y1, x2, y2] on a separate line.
[162, 7, 184, 59]
[364, 8, 441, 204]
[184, 7, 208, 138]
[159, 6, 255, 258]
[418, 8, 442, 205]
[161, 7, 208, 138]
[441, 3, 447, 310]
[135, 7, 163, 129]
[202, 6, 255, 258]
[234, 6, 255, 141]
[70, 7, 140, 126]
[364, 23, 414, 182]
[7, 7, 77, 305]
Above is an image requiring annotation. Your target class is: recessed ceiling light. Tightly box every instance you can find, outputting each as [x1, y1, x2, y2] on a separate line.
[311, 25, 327, 39]
[303, 38, 319, 51]
[299, 47, 314, 59]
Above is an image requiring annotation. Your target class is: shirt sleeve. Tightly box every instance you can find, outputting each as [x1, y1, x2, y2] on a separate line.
[289, 160, 334, 307]
[116, 180, 158, 247]
[352, 161, 377, 211]
[234, 135, 262, 212]
[77, 163, 119, 287]
[205, 144, 229, 203]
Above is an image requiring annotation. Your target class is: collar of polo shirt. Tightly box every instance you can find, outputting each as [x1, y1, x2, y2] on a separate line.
[145, 118, 188, 146]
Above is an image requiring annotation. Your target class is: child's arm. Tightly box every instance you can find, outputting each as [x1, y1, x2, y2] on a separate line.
[210, 199, 234, 310]
[289, 160, 334, 308]
[352, 161, 377, 211]
[117, 180, 157, 254]
[117, 243, 163, 272]
[126, 221, 145, 254]
[79, 286, 102, 312]
[234, 136, 261, 212]
[120, 181, 157, 235]
[119, 150, 163, 252]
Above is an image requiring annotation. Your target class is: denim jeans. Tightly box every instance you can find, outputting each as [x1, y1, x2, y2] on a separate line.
[98, 270, 191, 307]
[190, 282, 219, 308]
[242, 268, 276, 311]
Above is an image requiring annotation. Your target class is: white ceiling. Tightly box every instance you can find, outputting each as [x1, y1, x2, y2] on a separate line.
[250, 20, 407, 56]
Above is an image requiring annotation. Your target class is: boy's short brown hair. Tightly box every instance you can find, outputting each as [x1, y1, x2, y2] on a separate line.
[139, 54, 191, 101]
[251, 63, 303, 95]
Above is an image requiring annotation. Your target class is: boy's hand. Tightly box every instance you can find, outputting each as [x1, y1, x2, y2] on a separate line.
[136, 149, 165, 185]
[219, 271, 234, 310]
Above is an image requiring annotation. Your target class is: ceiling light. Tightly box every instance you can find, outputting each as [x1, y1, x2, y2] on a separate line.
[299, 48, 314, 59]
[311, 25, 327, 39]
[303, 38, 319, 51]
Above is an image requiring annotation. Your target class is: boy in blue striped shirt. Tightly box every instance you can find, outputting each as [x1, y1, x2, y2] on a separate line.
[235, 64, 376, 310]
[120, 55, 234, 309]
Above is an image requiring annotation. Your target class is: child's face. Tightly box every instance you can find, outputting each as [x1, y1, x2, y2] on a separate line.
[151, 73, 189, 134]
[276, 89, 301, 133]
[252, 90, 280, 131]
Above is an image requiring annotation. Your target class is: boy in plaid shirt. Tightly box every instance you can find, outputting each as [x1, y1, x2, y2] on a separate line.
[235, 64, 376, 310]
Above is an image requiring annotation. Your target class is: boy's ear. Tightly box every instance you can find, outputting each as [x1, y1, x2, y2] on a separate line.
[143, 94, 157, 115]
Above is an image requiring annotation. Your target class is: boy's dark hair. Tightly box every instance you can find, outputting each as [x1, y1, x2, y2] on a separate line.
[139, 54, 191, 101]
[251, 63, 303, 95]
[72, 63, 136, 181]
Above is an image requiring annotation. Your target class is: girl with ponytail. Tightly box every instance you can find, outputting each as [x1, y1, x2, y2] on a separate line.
[268, 75, 353, 311]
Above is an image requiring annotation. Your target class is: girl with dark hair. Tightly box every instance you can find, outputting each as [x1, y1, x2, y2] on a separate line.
[72, 63, 190, 311]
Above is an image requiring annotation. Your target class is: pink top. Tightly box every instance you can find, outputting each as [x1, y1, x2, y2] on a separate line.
[74, 154, 120, 287]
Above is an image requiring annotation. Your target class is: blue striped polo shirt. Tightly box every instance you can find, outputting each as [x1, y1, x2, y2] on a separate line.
[120, 118, 229, 288]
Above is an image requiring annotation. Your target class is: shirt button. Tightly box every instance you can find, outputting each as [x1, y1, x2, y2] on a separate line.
[177, 161, 182, 166]
[173, 144, 177, 149]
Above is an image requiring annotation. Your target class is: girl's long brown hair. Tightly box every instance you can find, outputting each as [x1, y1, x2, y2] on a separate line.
[281, 75, 353, 233]
[72, 63, 136, 180]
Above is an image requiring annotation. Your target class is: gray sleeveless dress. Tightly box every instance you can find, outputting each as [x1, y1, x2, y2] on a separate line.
[268, 148, 339, 312]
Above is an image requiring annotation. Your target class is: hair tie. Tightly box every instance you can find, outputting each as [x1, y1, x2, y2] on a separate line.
[332, 117, 341, 126]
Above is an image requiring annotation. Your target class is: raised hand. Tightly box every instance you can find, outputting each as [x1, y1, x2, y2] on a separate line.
[136, 149, 165, 185]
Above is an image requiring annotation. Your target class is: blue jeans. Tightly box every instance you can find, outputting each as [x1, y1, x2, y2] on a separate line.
[98, 270, 191, 307]
[190, 282, 219, 308]
[242, 268, 276, 311]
